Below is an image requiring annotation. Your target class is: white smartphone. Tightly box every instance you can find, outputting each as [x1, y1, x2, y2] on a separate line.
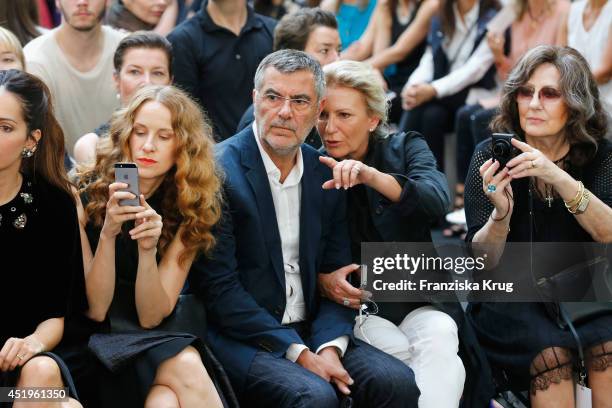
[114, 162, 140, 206]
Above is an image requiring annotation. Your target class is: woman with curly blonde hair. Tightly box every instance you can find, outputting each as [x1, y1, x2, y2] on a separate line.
[74, 85, 226, 407]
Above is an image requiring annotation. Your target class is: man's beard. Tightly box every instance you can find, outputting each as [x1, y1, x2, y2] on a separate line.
[257, 119, 314, 157]
[61, 7, 105, 32]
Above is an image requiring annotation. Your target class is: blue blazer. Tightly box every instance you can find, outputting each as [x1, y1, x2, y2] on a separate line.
[189, 127, 356, 393]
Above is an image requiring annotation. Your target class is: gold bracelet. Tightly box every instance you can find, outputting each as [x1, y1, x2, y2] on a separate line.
[564, 180, 584, 209]
[567, 188, 590, 214]
[571, 189, 591, 215]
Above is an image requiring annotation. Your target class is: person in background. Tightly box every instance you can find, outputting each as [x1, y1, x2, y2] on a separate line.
[168, 0, 276, 141]
[560, 0, 612, 112]
[399, 0, 501, 171]
[340, 0, 439, 123]
[465, 45, 612, 408]
[73, 31, 173, 165]
[0, 0, 43, 46]
[0, 28, 25, 71]
[236, 7, 341, 148]
[105, 0, 179, 35]
[321, 0, 377, 50]
[0, 69, 86, 408]
[76, 85, 225, 407]
[24, 0, 125, 158]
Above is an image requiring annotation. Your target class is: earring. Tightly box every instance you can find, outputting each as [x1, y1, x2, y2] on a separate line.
[369, 127, 375, 132]
[21, 147, 35, 158]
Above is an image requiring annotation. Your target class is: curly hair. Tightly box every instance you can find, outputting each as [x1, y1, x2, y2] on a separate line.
[491, 45, 610, 167]
[79, 85, 222, 265]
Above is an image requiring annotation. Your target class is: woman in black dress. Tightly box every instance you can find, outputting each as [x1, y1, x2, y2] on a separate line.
[0, 70, 85, 407]
[77, 85, 224, 407]
[465, 45, 612, 407]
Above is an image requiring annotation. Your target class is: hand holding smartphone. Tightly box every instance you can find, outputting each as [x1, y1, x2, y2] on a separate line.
[114, 163, 140, 206]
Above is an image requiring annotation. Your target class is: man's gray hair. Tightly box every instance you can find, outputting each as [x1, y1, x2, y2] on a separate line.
[253, 49, 325, 101]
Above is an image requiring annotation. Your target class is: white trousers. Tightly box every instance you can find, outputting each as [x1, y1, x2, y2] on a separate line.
[354, 306, 466, 408]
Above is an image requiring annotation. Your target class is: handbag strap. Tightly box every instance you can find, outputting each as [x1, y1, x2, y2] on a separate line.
[559, 304, 587, 386]
[529, 185, 587, 385]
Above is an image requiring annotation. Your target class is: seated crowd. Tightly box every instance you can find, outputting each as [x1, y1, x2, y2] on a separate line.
[0, 1, 611, 407]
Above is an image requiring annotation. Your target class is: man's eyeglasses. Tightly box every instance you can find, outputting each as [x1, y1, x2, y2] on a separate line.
[516, 86, 563, 105]
[258, 91, 312, 112]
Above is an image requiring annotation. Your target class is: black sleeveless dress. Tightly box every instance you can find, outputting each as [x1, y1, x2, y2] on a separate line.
[387, 1, 427, 123]
[80, 188, 236, 407]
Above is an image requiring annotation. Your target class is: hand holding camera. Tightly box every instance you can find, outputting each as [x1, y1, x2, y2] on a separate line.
[480, 134, 517, 222]
[505, 138, 568, 186]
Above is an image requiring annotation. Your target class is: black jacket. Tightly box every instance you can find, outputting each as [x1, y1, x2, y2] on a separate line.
[360, 131, 449, 241]
[326, 132, 496, 407]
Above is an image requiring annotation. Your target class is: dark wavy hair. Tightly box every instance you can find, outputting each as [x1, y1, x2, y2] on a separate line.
[491, 45, 609, 167]
[0, 69, 72, 199]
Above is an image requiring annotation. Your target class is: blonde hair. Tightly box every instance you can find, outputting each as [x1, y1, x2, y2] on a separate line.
[323, 60, 388, 137]
[79, 85, 222, 265]
[0, 27, 25, 69]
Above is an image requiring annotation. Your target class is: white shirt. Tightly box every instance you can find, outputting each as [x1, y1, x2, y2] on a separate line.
[253, 123, 349, 362]
[24, 26, 126, 154]
[567, 0, 612, 111]
[407, 1, 495, 99]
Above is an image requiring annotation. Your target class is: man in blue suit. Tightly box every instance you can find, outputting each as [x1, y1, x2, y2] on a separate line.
[191, 49, 419, 407]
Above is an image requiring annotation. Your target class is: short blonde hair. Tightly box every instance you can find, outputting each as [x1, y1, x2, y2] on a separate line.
[0, 27, 25, 69]
[323, 60, 388, 137]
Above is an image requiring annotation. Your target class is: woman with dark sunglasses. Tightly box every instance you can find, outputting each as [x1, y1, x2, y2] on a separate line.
[464, 45, 612, 407]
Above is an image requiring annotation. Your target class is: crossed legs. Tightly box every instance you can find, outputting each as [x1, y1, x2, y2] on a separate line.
[144, 346, 222, 408]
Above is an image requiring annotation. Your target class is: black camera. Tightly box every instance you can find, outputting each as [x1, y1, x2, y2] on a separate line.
[491, 133, 516, 169]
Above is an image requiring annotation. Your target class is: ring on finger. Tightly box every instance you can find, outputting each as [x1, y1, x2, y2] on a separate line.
[17, 354, 25, 360]
[531, 160, 536, 168]
[343, 297, 350, 306]
[487, 184, 497, 193]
